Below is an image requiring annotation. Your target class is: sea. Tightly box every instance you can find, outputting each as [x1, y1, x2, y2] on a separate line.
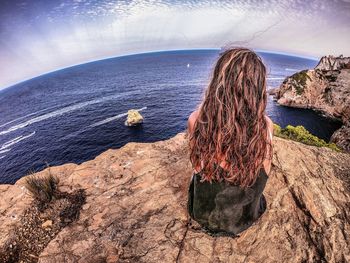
[0, 50, 343, 184]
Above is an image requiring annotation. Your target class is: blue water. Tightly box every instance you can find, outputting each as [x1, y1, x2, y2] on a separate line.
[0, 50, 342, 184]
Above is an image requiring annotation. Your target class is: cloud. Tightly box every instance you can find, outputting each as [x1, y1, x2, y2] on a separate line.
[0, 0, 349, 89]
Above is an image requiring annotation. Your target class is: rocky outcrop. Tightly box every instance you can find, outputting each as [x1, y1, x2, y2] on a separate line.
[125, 109, 144, 126]
[331, 121, 350, 151]
[274, 55, 350, 151]
[315, 55, 350, 71]
[1, 133, 350, 262]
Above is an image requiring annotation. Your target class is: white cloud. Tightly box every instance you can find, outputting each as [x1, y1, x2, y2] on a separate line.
[0, 0, 349, 89]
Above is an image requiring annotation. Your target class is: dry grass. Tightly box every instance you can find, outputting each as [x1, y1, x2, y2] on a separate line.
[24, 172, 60, 208]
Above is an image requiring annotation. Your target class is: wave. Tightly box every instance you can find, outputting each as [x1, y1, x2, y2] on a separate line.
[267, 77, 285, 80]
[285, 68, 301, 72]
[0, 156, 5, 160]
[90, 107, 147, 128]
[0, 131, 36, 151]
[0, 92, 139, 136]
[0, 149, 11, 154]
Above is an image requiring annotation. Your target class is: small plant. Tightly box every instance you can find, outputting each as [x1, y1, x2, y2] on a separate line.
[273, 123, 282, 136]
[24, 172, 60, 206]
[3, 177, 85, 263]
[273, 123, 340, 151]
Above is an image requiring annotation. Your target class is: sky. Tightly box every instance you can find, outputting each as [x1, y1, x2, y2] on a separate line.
[0, 0, 350, 90]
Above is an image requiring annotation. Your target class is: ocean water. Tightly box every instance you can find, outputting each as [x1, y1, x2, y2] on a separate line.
[0, 50, 342, 184]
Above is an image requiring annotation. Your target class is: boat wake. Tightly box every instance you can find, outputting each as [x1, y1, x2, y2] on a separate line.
[60, 107, 147, 141]
[0, 106, 57, 128]
[0, 92, 140, 136]
[90, 107, 147, 128]
[0, 131, 36, 154]
[0, 148, 11, 154]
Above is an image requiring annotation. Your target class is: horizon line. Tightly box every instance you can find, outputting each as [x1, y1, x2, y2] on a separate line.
[0, 47, 320, 91]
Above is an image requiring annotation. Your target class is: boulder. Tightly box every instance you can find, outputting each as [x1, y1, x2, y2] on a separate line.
[124, 109, 144, 126]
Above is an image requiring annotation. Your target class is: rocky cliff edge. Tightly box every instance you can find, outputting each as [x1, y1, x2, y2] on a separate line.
[0, 133, 350, 263]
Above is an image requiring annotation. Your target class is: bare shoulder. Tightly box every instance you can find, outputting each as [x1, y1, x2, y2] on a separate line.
[188, 110, 200, 133]
[189, 110, 199, 121]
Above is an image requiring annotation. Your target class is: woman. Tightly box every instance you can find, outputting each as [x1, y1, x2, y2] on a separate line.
[187, 47, 274, 236]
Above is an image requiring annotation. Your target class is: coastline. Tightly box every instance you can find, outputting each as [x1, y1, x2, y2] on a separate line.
[271, 55, 350, 151]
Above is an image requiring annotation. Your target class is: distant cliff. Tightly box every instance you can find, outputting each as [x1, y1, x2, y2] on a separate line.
[272, 55, 350, 151]
[1, 133, 350, 263]
[315, 55, 350, 71]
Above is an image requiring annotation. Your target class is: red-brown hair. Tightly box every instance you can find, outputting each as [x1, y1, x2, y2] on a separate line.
[188, 47, 272, 188]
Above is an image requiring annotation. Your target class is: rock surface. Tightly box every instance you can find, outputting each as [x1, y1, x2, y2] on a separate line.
[331, 121, 350, 152]
[1, 133, 350, 262]
[125, 109, 144, 126]
[273, 55, 350, 151]
[315, 55, 350, 71]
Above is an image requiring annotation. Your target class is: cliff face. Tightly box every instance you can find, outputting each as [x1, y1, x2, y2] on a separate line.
[315, 55, 350, 71]
[1, 133, 350, 263]
[274, 55, 350, 151]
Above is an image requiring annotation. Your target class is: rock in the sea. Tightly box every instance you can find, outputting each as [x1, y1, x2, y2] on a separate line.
[124, 109, 143, 126]
[0, 133, 350, 262]
[273, 55, 350, 151]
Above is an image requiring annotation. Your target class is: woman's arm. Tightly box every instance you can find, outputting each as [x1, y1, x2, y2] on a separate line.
[263, 115, 274, 175]
[187, 110, 201, 173]
[266, 116, 274, 140]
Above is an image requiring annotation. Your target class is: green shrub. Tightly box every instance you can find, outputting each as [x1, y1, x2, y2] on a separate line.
[273, 123, 281, 136]
[273, 124, 340, 151]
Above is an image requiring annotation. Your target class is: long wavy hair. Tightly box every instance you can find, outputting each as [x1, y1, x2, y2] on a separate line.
[189, 47, 272, 188]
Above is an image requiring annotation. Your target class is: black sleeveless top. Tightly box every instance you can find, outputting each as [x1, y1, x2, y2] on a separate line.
[187, 167, 268, 236]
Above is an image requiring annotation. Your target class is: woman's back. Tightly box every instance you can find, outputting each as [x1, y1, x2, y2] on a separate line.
[188, 112, 273, 235]
[187, 47, 273, 235]
[188, 166, 268, 235]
